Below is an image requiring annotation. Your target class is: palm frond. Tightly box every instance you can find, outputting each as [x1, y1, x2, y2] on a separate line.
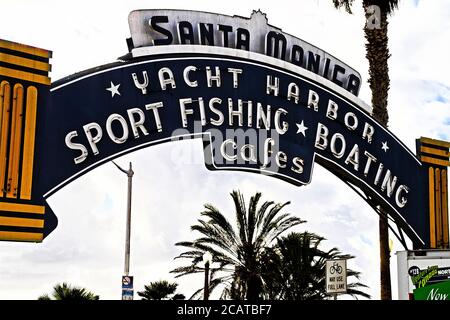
[247, 192, 261, 243]
[231, 190, 248, 244]
[202, 206, 238, 246]
[332, 0, 355, 14]
[173, 190, 307, 300]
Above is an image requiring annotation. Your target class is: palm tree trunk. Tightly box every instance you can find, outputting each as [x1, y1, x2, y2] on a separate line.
[246, 274, 262, 300]
[363, 3, 392, 300]
[379, 212, 392, 299]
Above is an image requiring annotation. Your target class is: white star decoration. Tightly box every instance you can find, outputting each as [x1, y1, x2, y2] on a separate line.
[381, 141, 389, 152]
[106, 81, 121, 97]
[296, 121, 308, 137]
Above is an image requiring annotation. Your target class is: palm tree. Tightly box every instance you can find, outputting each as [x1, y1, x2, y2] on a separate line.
[332, 0, 400, 300]
[261, 232, 370, 300]
[137, 280, 185, 300]
[38, 282, 99, 300]
[171, 190, 305, 299]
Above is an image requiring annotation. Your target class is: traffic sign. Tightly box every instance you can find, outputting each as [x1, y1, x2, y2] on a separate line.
[326, 259, 347, 295]
[122, 275, 133, 289]
[122, 275, 134, 300]
[122, 289, 134, 300]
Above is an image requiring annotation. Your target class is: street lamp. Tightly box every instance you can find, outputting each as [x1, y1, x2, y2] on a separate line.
[113, 161, 134, 300]
[203, 251, 213, 300]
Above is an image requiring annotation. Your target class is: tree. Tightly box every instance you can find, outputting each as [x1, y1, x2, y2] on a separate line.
[261, 232, 370, 300]
[171, 190, 305, 299]
[38, 282, 99, 300]
[332, 0, 400, 300]
[137, 280, 185, 300]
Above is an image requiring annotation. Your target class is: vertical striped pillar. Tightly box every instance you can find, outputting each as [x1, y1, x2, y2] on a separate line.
[417, 137, 450, 249]
[0, 39, 51, 242]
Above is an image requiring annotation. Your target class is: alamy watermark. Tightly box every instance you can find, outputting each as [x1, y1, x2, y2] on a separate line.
[366, 5, 381, 30]
[168, 121, 282, 175]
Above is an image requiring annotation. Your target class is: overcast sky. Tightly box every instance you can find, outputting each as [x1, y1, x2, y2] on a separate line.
[0, 0, 449, 300]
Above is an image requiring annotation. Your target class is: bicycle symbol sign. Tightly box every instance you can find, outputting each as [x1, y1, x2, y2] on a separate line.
[330, 261, 343, 274]
[326, 259, 347, 294]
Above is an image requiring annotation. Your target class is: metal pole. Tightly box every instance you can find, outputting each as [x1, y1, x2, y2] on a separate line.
[112, 161, 134, 276]
[124, 162, 133, 276]
[204, 261, 210, 300]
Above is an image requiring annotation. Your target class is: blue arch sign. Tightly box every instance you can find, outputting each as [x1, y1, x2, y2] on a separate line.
[0, 10, 432, 247]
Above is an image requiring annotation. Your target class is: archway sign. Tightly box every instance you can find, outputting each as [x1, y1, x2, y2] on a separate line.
[0, 10, 448, 248]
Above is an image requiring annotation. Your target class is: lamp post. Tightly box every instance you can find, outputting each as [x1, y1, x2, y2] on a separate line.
[113, 161, 134, 300]
[203, 252, 213, 300]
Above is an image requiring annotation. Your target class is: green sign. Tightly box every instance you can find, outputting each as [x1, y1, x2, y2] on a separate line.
[410, 266, 439, 288]
[414, 280, 450, 300]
